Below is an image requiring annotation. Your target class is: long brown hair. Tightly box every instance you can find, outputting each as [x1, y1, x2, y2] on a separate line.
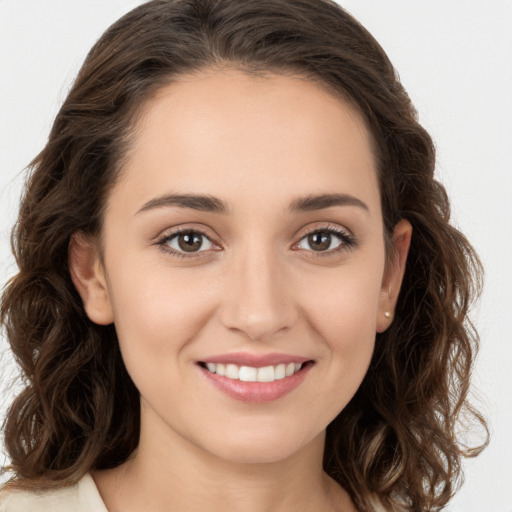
[1, 0, 488, 509]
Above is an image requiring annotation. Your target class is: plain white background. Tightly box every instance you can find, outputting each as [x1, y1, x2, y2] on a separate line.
[0, 1, 511, 510]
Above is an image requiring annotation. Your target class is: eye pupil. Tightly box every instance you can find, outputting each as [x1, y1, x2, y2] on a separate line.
[308, 232, 331, 251]
[178, 232, 203, 252]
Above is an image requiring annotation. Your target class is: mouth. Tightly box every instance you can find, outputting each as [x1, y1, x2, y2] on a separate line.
[196, 357, 314, 403]
[198, 361, 311, 382]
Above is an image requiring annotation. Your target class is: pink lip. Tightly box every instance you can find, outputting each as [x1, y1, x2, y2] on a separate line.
[198, 352, 311, 368]
[197, 357, 314, 404]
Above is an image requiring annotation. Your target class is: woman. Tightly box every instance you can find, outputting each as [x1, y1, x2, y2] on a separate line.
[0, 0, 488, 510]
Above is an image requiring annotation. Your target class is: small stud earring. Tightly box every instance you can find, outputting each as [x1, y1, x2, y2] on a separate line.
[384, 311, 391, 318]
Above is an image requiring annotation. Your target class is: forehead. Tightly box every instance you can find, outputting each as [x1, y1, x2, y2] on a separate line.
[114, 68, 380, 218]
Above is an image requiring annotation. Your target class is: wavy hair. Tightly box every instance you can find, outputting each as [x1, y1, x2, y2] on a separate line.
[1, 0, 488, 509]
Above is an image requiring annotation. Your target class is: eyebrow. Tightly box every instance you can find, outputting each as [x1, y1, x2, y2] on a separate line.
[136, 192, 369, 215]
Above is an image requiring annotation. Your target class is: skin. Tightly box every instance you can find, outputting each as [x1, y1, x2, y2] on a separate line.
[69, 68, 411, 512]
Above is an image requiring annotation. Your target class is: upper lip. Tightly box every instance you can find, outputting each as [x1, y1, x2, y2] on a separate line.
[198, 352, 312, 368]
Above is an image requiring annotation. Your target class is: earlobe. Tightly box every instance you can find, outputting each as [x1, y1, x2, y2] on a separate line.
[376, 219, 412, 333]
[68, 232, 114, 325]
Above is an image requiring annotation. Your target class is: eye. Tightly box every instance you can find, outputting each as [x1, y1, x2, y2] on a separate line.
[295, 227, 355, 254]
[156, 225, 354, 259]
[158, 229, 215, 256]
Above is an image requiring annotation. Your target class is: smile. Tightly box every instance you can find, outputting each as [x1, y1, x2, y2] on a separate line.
[197, 355, 314, 404]
[202, 362, 303, 382]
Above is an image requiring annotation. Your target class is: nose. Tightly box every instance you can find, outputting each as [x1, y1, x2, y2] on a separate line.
[219, 243, 299, 342]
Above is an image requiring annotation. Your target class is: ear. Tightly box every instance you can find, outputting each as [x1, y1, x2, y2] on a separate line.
[376, 219, 412, 333]
[68, 232, 114, 325]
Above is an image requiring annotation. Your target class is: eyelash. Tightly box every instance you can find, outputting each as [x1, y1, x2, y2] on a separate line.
[155, 225, 356, 260]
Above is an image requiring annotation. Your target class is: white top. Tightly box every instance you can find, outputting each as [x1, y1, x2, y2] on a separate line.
[0, 472, 108, 512]
[0, 472, 399, 511]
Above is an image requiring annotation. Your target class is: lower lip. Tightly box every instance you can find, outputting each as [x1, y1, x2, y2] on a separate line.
[198, 363, 313, 404]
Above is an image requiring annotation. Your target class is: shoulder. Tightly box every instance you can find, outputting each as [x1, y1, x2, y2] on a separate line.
[0, 482, 80, 512]
[0, 473, 108, 512]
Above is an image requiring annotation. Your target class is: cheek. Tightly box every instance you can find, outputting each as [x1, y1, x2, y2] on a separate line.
[300, 258, 383, 342]
[297, 258, 384, 393]
[106, 259, 219, 360]
[105, 264, 223, 411]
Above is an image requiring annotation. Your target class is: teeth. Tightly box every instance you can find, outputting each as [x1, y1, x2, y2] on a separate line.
[203, 361, 304, 382]
[239, 366, 257, 382]
[225, 364, 239, 379]
[275, 364, 286, 380]
[257, 365, 275, 382]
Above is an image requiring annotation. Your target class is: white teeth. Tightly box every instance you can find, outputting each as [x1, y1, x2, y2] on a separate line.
[225, 364, 239, 379]
[203, 361, 304, 382]
[275, 363, 286, 380]
[239, 366, 257, 382]
[257, 365, 275, 382]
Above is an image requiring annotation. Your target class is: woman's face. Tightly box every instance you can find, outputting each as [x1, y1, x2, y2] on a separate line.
[72, 68, 409, 464]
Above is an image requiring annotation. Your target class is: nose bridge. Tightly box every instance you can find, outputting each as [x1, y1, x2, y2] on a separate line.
[219, 238, 297, 341]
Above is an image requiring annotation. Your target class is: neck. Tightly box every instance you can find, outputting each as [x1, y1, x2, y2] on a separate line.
[92, 403, 355, 512]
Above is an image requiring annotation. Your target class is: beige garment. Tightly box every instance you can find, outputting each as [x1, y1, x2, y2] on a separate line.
[0, 472, 406, 511]
[0, 472, 108, 512]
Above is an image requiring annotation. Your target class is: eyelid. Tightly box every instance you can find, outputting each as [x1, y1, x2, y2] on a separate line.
[154, 222, 356, 260]
[292, 223, 356, 256]
[154, 226, 221, 258]
[296, 223, 353, 240]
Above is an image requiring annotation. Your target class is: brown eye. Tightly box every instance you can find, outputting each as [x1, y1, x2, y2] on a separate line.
[178, 232, 202, 252]
[296, 228, 353, 253]
[307, 232, 332, 251]
[165, 230, 214, 253]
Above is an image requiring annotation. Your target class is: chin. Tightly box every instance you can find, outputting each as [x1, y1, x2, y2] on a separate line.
[199, 423, 322, 465]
